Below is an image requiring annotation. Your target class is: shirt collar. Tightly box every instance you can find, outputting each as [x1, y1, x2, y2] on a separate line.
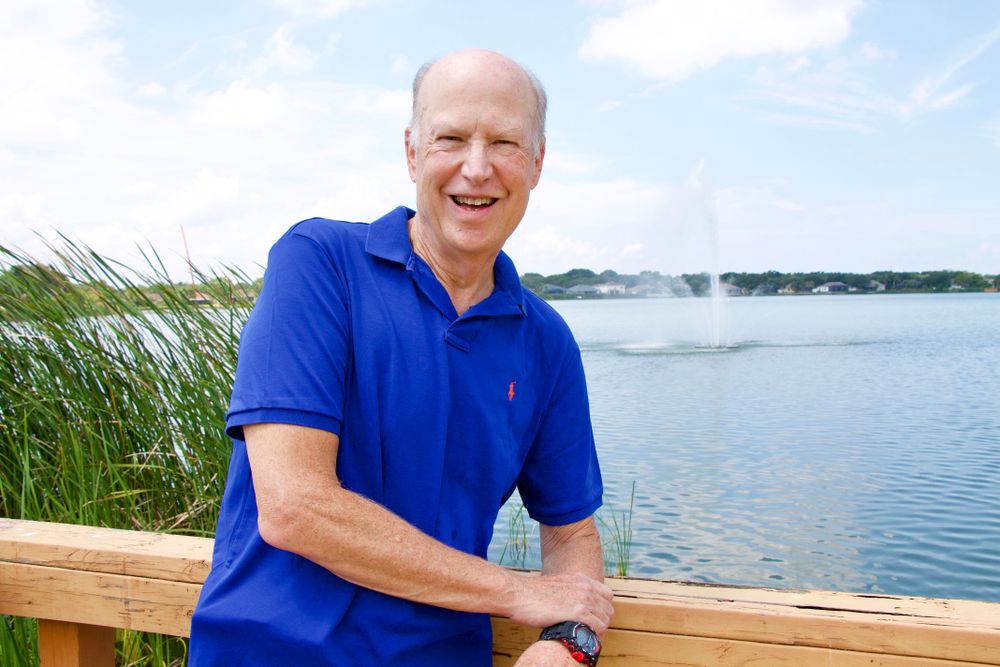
[365, 206, 525, 315]
[364, 205, 414, 265]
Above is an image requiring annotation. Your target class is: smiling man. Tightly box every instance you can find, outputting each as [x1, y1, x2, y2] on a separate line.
[189, 49, 612, 667]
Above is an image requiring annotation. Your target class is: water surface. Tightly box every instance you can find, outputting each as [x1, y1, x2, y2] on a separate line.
[489, 293, 1000, 602]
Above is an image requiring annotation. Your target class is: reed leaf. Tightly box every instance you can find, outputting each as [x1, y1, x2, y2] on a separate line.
[0, 238, 254, 665]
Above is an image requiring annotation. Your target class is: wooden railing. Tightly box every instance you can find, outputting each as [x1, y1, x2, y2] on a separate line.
[2, 518, 1000, 666]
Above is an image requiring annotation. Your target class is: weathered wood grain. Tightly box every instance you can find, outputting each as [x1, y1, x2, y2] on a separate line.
[3, 519, 999, 665]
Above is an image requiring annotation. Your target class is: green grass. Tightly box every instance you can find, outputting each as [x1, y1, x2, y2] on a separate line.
[495, 487, 636, 578]
[599, 481, 636, 577]
[0, 238, 253, 666]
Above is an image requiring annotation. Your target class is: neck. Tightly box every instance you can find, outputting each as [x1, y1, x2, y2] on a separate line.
[409, 217, 496, 316]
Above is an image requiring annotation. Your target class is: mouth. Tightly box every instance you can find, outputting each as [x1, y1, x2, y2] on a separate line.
[450, 195, 497, 210]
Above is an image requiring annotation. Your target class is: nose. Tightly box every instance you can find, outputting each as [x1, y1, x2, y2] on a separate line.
[460, 141, 493, 183]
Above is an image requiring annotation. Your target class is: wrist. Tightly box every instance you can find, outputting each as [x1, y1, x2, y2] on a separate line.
[494, 565, 524, 617]
[539, 621, 601, 666]
[519, 641, 580, 666]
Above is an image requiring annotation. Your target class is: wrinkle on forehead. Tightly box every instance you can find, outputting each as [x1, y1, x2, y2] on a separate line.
[412, 50, 539, 144]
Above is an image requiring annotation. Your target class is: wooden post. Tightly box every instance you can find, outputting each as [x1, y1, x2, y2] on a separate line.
[38, 620, 115, 667]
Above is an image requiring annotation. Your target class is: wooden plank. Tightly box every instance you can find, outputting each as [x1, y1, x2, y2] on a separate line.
[492, 622, 1000, 667]
[37, 620, 114, 667]
[0, 561, 199, 637]
[0, 518, 212, 584]
[610, 577, 1000, 628]
[607, 588, 1000, 664]
[3, 519, 1000, 665]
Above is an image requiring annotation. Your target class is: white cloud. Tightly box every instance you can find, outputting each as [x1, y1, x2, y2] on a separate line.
[752, 22, 1000, 130]
[137, 82, 167, 97]
[508, 178, 680, 274]
[988, 119, 1000, 147]
[902, 23, 1000, 116]
[342, 88, 411, 116]
[542, 151, 602, 176]
[255, 26, 318, 74]
[133, 169, 240, 230]
[579, 0, 862, 82]
[0, 0, 125, 144]
[506, 163, 784, 276]
[302, 163, 414, 223]
[391, 53, 413, 76]
[270, 0, 381, 18]
[857, 41, 894, 62]
[0, 192, 44, 224]
[191, 80, 290, 127]
[325, 32, 344, 52]
[0, 0, 415, 279]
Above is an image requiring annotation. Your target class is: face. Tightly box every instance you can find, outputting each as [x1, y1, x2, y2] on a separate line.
[406, 55, 544, 265]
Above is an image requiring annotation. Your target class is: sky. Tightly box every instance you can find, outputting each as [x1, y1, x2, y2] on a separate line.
[2, 0, 999, 280]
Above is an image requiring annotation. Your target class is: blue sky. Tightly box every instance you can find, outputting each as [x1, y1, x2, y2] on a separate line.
[3, 0, 999, 278]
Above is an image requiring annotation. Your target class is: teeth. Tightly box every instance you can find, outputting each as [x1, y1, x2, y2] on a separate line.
[454, 196, 494, 206]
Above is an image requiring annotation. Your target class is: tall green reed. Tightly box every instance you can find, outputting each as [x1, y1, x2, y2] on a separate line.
[0, 238, 254, 666]
[599, 481, 635, 578]
[495, 487, 636, 578]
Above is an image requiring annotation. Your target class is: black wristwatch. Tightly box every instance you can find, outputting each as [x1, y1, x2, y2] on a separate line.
[539, 621, 601, 666]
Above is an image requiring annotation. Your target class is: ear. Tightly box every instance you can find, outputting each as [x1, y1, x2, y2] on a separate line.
[404, 127, 417, 183]
[530, 138, 545, 190]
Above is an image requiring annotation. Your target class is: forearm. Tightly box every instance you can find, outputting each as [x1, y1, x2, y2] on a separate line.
[247, 423, 612, 630]
[265, 481, 516, 615]
[540, 516, 605, 583]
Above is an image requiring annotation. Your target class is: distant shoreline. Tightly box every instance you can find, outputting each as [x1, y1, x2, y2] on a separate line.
[535, 289, 999, 301]
[520, 268, 999, 299]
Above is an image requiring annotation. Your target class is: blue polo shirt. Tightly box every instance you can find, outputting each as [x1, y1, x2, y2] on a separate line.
[189, 206, 602, 666]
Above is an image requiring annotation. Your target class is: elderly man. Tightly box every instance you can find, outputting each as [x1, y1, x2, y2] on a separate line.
[189, 49, 613, 666]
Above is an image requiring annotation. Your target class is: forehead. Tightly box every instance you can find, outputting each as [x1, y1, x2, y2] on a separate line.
[417, 58, 536, 134]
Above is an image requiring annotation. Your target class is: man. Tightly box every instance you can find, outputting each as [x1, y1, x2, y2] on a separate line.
[190, 49, 613, 666]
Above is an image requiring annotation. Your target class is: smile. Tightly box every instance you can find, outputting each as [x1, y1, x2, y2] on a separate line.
[451, 195, 497, 209]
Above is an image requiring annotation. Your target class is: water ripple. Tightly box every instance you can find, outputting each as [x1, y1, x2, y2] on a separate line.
[491, 294, 1000, 601]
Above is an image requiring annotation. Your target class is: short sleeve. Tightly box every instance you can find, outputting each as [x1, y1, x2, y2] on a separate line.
[517, 343, 603, 525]
[225, 229, 351, 441]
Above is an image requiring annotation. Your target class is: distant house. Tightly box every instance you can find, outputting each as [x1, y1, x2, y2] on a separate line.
[869, 280, 887, 292]
[812, 281, 849, 294]
[187, 290, 214, 305]
[593, 281, 625, 295]
[542, 284, 567, 295]
[626, 284, 670, 297]
[719, 281, 743, 297]
[567, 284, 599, 296]
[232, 288, 257, 305]
[778, 284, 797, 295]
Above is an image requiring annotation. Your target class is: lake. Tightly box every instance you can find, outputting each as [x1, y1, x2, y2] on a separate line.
[488, 292, 1000, 602]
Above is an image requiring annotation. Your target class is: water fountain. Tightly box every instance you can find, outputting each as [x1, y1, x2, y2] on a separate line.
[685, 162, 731, 350]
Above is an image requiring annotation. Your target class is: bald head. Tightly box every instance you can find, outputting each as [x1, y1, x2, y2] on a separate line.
[409, 50, 547, 154]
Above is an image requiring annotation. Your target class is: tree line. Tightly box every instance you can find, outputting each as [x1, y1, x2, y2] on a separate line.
[4, 261, 996, 305]
[520, 268, 999, 297]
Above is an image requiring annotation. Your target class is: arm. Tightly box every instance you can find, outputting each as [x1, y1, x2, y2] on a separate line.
[515, 518, 612, 666]
[245, 422, 613, 627]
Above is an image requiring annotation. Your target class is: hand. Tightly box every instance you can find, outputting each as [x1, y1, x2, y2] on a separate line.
[513, 640, 581, 666]
[505, 571, 614, 636]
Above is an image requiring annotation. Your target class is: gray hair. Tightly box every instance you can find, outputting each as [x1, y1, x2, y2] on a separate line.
[408, 56, 547, 154]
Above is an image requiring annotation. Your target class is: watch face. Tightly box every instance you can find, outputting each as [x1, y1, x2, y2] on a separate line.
[575, 625, 599, 653]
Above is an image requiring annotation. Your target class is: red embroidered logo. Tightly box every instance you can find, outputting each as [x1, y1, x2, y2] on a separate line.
[508, 381, 516, 401]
